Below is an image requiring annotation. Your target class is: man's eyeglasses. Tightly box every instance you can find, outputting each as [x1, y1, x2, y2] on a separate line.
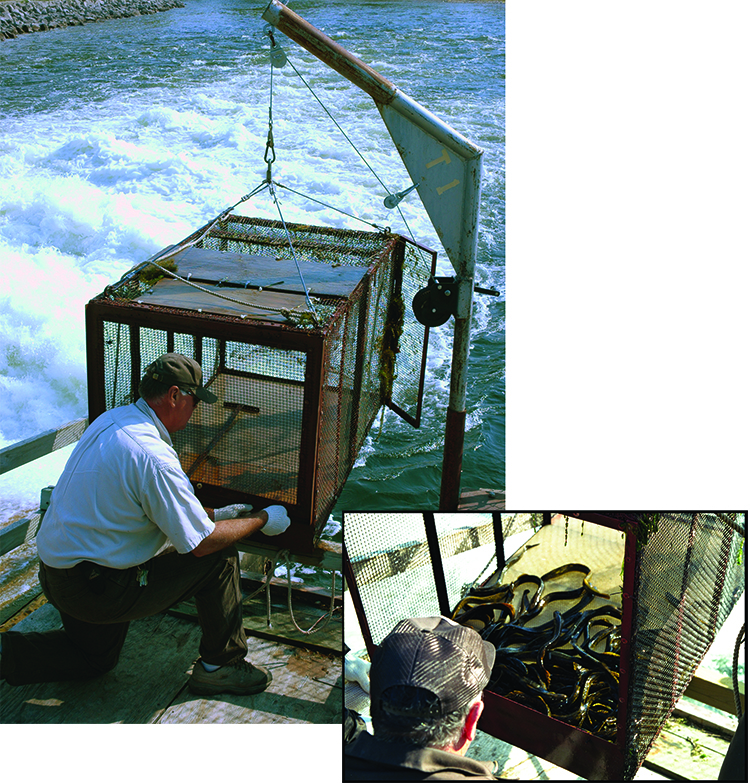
[179, 388, 200, 406]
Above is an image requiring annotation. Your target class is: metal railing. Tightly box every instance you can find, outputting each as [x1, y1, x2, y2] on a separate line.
[0, 417, 87, 559]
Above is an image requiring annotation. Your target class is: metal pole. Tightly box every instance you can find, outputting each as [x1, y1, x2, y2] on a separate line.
[343, 545, 376, 659]
[492, 511, 506, 573]
[423, 512, 452, 617]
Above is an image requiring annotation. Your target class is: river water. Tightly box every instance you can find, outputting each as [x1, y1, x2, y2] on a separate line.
[0, 0, 505, 534]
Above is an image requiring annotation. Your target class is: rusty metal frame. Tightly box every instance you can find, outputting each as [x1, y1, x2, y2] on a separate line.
[342, 511, 637, 779]
[345, 511, 744, 779]
[86, 300, 325, 554]
[479, 689, 626, 779]
[475, 512, 661, 780]
[85, 222, 422, 552]
[385, 237, 435, 429]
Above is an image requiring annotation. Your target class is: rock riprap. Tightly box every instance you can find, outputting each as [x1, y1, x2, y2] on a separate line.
[0, 0, 185, 39]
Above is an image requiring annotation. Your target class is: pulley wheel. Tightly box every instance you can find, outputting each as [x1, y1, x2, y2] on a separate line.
[412, 282, 456, 326]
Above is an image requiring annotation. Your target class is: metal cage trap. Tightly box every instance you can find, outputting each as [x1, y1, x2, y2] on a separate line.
[86, 216, 435, 554]
[344, 511, 746, 779]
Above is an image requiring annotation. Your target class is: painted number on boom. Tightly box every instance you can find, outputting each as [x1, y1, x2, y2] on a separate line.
[427, 148, 460, 196]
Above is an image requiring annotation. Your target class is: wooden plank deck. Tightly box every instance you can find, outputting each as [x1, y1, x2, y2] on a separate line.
[1, 602, 341, 725]
[458, 488, 505, 511]
[0, 520, 343, 725]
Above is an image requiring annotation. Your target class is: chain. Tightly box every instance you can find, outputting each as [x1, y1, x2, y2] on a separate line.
[264, 30, 276, 183]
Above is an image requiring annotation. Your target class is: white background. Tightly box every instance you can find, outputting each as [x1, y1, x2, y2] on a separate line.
[506, 1, 749, 511]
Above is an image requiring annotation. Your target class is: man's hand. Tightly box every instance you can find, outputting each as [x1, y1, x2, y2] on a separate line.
[344, 653, 371, 693]
[261, 505, 291, 536]
[213, 503, 254, 521]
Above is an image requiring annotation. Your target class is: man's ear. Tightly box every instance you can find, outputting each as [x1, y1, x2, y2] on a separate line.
[451, 697, 484, 755]
[465, 697, 484, 743]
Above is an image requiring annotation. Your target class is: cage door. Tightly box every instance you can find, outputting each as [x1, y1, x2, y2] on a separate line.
[384, 238, 436, 428]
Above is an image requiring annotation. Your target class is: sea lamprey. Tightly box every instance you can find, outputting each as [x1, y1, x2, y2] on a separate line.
[451, 562, 622, 741]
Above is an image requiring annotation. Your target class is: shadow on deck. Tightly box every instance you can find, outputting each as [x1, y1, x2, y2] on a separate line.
[1, 602, 342, 724]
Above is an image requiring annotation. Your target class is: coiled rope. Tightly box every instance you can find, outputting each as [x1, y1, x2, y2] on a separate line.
[242, 549, 339, 635]
[242, 549, 282, 629]
[280, 550, 339, 635]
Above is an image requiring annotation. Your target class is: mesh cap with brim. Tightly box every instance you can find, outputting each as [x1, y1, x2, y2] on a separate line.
[144, 353, 218, 404]
[370, 616, 495, 718]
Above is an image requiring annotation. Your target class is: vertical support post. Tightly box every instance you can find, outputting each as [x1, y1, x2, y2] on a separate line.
[129, 325, 141, 401]
[436, 154, 481, 510]
[439, 314, 471, 509]
[492, 511, 505, 573]
[350, 276, 370, 463]
[194, 333, 203, 366]
[300, 341, 324, 527]
[85, 306, 106, 422]
[423, 512, 451, 617]
[219, 337, 227, 371]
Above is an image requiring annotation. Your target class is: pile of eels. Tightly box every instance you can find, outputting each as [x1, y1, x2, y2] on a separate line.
[451, 562, 621, 740]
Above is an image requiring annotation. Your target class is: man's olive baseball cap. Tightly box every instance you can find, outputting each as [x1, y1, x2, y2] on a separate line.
[144, 353, 218, 403]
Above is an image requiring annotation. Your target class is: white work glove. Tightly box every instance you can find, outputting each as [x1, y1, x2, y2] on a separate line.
[213, 503, 255, 522]
[344, 653, 371, 693]
[261, 505, 291, 536]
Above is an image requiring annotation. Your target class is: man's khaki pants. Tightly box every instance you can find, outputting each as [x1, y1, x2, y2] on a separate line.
[0, 546, 247, 686]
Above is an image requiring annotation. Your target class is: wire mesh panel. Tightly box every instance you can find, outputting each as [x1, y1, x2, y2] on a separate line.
[345, 512, 508, 653]
[625, 512, 745, 777]
[174, 349, 306, 505]
[469, 512, 745, 779]
[86, 218, 434, 550]
[432, 512, 499, 604]
[316, 305, 355, 525]
[345, 512, 447, 648]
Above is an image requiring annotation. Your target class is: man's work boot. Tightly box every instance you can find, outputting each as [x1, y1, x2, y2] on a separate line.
[188, 658, 272, 696]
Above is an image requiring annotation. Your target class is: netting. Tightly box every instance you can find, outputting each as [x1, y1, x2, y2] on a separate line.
[460, 518, 627, 743]
[88, 217, 435, 533]
[625, 512, 745, 777]
[174, 349, 306, 505]
[346, 512, 504, 648]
